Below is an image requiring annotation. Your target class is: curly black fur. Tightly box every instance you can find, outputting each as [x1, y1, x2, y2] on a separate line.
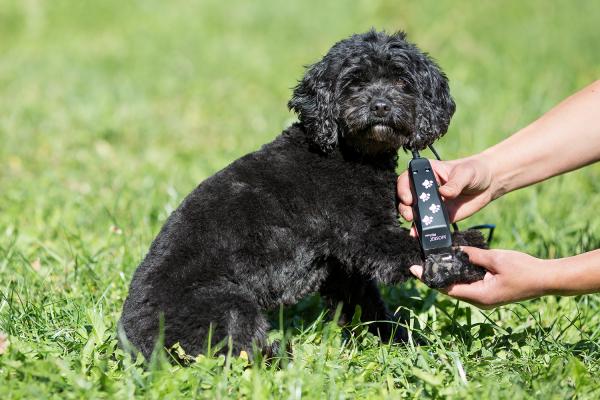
[288, 30, 456, 153]
[119, 30, 483, 360]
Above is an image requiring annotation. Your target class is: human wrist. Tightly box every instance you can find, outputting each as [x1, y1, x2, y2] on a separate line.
[538, 259, 566, 296]
[467, 150, 507, 201]
[542, 251, 600, 296]
[471, 125, 550, 199]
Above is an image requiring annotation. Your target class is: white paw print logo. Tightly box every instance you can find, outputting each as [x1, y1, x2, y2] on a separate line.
[429, 203, 441, 214]
[419, 192, 430, 202]
[422, 179, 433, 189]
[422, 215, 433, 226]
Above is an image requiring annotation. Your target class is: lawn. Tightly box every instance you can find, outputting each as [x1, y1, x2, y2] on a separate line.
[1, 0, 600, 398]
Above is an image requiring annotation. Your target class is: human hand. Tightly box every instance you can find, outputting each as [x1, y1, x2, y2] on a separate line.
[409, 247, 553, 309]
[397, 157, 495, 223]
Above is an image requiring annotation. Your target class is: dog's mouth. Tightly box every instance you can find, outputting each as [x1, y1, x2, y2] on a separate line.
[342, 117, 413, 155]
[370, 123, 394, 134]
[366, 123, 410, 145]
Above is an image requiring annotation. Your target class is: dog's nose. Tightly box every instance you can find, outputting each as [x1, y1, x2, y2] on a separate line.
[370, 98, 391, 117]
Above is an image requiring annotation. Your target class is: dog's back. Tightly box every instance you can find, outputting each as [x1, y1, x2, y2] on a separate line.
[118, 124, 394, 358]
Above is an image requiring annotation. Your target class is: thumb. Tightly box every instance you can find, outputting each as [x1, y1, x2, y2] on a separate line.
[439, 165, 475, 199]
[459, 246, 499, 274]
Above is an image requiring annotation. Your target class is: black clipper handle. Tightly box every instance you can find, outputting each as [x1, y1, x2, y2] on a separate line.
[408, 157, 453, 257]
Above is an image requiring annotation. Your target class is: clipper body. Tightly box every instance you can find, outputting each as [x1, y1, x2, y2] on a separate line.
[408, 157, 453, 257]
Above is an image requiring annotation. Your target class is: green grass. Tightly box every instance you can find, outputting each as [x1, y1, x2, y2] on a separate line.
[1, 0, 600, 398]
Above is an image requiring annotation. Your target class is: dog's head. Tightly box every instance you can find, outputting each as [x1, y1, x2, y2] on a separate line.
[288, 30, 455, 155]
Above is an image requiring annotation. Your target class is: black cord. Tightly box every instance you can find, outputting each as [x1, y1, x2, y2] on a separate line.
[428, 144, 442, 161]
[427, 145, 460, 233]
[411, 150, 420, 159]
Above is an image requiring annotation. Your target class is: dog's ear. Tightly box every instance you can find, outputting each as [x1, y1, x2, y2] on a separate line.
[409, 54, 456, 150]
[288, 59, 339, 153]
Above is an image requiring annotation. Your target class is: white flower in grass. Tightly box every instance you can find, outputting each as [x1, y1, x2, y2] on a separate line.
[429, 203, 441, 214]
[0, 332, 8, 355]
[419, 192, 430, 202]
[422, 179, 433, 189]
[422, 215, 433, 226]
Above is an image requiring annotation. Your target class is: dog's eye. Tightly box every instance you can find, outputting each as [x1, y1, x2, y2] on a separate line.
[394, 79, 406, 88]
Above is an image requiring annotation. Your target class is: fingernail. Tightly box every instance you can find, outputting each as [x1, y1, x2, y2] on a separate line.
[409, 265, 423, 278]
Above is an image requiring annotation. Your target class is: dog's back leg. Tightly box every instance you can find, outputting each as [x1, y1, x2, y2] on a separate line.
[164, 289, 269, 358]
[319, 263, 408, 343]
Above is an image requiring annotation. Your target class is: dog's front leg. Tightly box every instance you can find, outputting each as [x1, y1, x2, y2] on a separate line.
[336, 226, 423, 285]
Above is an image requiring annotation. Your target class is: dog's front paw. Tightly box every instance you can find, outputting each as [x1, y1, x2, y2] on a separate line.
[421, 249, 485, 289]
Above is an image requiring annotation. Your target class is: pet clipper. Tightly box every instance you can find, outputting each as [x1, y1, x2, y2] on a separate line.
[408, 154, 453, 258]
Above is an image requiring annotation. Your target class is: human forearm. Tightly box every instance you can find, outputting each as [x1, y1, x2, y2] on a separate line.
[544, 249, 600, 296]
[409, 247, 600, 309]
[473, 80, 600, 199]
[398, 80, 600, 223]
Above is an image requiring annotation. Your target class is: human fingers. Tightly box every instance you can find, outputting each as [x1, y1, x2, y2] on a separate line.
[438, 164, 477, 199]
[397, 172, 413, 207]
[427, 159, 451, 184]
[399, 203, 414, 221]
[459, 246, 500, 274]
[409, 225, 417, 237]
[444, 192, 490, 222]
[397, 171, 415, 221]
[411, 263, 498, 308]
[398, 160, 452, 204]
[443, 273, 498, 309]
[398, 160, 451, 220]
[409, 264, 423, 279]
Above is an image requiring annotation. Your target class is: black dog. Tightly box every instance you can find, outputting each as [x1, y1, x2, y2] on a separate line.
[119, 30, 485, 360]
